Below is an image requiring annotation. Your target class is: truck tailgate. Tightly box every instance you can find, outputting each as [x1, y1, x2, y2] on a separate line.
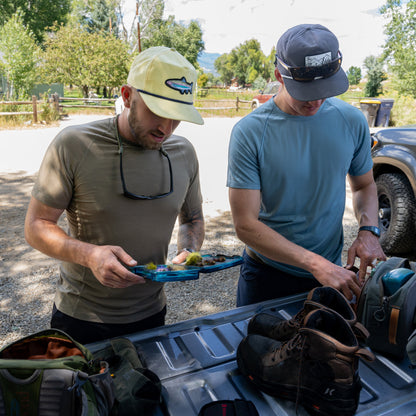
[89, 293, 416, 415]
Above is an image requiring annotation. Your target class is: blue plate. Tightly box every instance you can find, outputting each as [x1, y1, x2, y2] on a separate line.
[130, 254, 243, 282]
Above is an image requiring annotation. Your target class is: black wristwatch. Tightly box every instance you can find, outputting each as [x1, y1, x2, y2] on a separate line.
[359, 225, 381, 238]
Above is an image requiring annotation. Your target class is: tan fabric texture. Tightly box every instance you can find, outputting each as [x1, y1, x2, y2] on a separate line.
[32, 117, 202, 323]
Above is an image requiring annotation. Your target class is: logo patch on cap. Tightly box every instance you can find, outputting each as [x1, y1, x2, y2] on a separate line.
[165, 77, 193, 95]
[305, 52, 331, 67]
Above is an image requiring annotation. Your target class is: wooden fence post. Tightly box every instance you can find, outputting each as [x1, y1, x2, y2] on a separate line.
[236, 96, 239, 112]
[32, 95, 38, 123]
[52, 93, 60, 113]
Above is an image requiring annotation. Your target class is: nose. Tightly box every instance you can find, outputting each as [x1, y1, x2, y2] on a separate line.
[158, 118, 174, 136]
[305, 99, 323, 106]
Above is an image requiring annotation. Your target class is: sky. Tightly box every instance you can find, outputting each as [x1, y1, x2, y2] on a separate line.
[124, 0, 389, 70]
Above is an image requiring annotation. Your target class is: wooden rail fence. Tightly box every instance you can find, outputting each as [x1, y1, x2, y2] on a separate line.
[0, 96, 42, 122]
[196, 97, 251, 111]
[0, 93, 252, 122]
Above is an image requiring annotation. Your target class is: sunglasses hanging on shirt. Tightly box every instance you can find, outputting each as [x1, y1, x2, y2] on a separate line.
[115, 117, 173, 200]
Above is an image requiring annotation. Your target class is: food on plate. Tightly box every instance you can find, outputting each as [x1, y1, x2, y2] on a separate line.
[185, 252, 203, 266]
[144, 254, 230, 272]
[145, 262, 157, 270]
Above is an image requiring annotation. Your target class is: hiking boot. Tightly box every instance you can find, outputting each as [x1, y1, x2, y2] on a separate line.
[247, 286, 369, 342]
[238, 309, 374, 416]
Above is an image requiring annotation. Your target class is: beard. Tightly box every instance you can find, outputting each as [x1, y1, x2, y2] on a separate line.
[127, 99, 162, 150]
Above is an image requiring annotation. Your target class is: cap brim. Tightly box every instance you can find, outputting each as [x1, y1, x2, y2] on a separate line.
[140, 93, 204, 125]
[283, 68, 349, 101]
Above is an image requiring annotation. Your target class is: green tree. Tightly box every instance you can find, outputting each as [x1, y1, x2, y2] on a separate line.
[197, 73, 209, 88]
[252, 76, 268, 90]
[266, 46, 277, 81]
[142, 16, 204, 67]
[69, 0, 120, 37]
[0, 10, 40, 99]
[380, 0, 416, 98]
[214, 39, 271, 86]
[346, 66, 362, 85]
[364, 55, 387, 97]
[214, 53, 234, 85]
[41, 24, 130, 97]
[0, 0, 71, 44]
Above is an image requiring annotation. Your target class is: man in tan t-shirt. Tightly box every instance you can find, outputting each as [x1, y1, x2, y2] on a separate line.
[24, 47, 205, 344]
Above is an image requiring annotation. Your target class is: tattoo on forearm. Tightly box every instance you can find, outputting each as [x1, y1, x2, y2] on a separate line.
[177, 207, 205, 251]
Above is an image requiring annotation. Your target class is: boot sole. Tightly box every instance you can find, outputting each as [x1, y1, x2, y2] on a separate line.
[237, 354, 360, 416]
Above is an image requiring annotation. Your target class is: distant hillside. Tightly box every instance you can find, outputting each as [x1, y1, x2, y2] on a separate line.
[197, 51, 221, 75]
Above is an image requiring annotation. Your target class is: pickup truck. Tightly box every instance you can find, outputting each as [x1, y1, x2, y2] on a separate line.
[371, 126, 416, 257]
[89, 292, 416, 415]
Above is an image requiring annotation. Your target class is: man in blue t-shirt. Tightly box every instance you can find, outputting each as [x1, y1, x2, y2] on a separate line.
[227, 24, 386, 306]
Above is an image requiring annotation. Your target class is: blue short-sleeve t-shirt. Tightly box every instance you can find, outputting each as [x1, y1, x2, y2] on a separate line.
[227, 97, 372, 277]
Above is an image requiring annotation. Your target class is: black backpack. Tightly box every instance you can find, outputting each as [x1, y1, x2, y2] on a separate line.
[356, 257, 416, 359]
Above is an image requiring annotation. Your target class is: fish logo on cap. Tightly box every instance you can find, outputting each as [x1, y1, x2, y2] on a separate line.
[165, 77, 193, 95]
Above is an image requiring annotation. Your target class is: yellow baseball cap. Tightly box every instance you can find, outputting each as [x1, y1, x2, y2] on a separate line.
[127, 46, 203, 125]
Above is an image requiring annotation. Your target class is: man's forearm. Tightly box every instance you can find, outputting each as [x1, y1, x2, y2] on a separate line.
[235, 217, 328, 274]
[176, 207, 205, 253]
[25, 218, 96, 268]
[352, 182, 379, 226]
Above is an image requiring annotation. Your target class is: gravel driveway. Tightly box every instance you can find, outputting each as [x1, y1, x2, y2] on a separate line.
[0, 115, 358, 348]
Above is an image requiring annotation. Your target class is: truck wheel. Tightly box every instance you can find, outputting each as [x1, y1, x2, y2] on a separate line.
[376, 172, 416, 255]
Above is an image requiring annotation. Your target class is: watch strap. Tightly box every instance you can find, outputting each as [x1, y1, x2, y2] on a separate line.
[359, 225, 381, 237]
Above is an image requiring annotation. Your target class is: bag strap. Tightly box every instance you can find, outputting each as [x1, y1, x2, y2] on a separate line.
[389, 307, 400, 345]
[371, 257, 411, 282]
[198, 399, 259, 416]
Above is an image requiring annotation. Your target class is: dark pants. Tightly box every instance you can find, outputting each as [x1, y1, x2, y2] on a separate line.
[236, 249, 320, 307]
[51, 304, 166, 344]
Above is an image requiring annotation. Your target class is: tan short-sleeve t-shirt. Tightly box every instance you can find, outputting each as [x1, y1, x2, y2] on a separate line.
[32, 117, 202, 323]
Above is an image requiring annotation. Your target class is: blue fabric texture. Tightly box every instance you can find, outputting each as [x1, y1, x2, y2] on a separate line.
[236, 250, 320, 306]
[227, 97, 372, 278]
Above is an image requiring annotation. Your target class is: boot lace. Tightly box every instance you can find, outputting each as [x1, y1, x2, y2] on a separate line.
[273, 333, 304, 361]
[273, 308, 307, 338]
[271, 333, 307, 415]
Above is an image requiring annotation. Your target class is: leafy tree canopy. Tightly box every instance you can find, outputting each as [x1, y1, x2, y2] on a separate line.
[142, 16, 204, 67]
[0, 0, 71, 44]
[214, 53, 234, 85]
[69, 0, 121, 38]
[0, 10, 40, 99]
[214, 39, 273, 86]
[346, 66, 362, 85]
[41, 24, 130, 97]
[363, 55, 387, 97]
[380, 0, 416, 98]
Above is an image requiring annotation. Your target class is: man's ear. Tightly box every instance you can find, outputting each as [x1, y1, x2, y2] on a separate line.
[121, 85, 132, 108]
[274, 68, 284, 84]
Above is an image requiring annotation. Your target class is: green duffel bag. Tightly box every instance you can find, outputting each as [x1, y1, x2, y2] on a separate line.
[91, 337, 162, 415]
[0, 329, 115, 416]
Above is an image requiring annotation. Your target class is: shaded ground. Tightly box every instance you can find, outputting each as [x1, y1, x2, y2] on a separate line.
[0, 173, 58, 347]
[0, 173, 244, 348]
